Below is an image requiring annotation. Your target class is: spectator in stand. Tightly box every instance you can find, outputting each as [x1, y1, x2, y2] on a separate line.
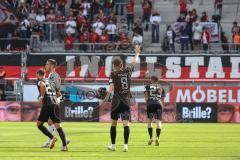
[221, 32, 229, 52]
[46, 9, 56, 42]
[150, 10, 161, 43]
[99, 30, 109, 50]
[180, 22, 189, 53]
[20, 16, 30, 38]
[201, 27, 211, 51]
[186, 17, 193, 51]
[70, 0, 82, 16]
[89, 29, 99, 50]
[132, 31, 143, 45]
[29, 20, 41, 49]
[107, 12, 117, 24]
[179, 0, 188, 16]
[57, 0, 67, 16]
[79, 31, 89, 51]
[90, 0, 103, 21]
[118, 18, 128, 36]
[65, 16, 77, 35]
[191, 9, 198, 22]
[132, 22, 143, 36]
[36, 10, 46, 38]
[177, 14, 186, 22]
[118, 33, 131, 50]
[28, 9, 37, 22]
[166, 25, 176, 53]
[55, 11, 65, 42]
[105, 20, 117, 42]
[104, 0, 115, 16]
[93, 18, 105, 36]
[82, 0, 91, 18]
[64, 31, 75, 50]
[200, 12, 209, 22]
[96, 9, 106, 23]
[214, 0, 223, 17]
[192, 21, 202, 50]
[77, 11, 87, 34]
[233, 31, 240, 52]
[142, 0, 152, 31]
[44, 0, 55, 15]
[126, 0, 135, 30]
[231, 21, 240, 42]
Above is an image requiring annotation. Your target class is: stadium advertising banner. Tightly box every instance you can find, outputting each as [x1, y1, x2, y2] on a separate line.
[176, 103, 217, 122]
[1, 54, 240, 82]
[0, 101, 41, 122]
[20, 85, 240, 123]
[59, 102, 99, 122]
[24, 54, 240, 82]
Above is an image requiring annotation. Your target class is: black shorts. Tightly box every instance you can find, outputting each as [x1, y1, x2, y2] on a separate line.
[147, 103, 163, 120]
[38, 104, 61, 123]
[111, 100, 131, 121]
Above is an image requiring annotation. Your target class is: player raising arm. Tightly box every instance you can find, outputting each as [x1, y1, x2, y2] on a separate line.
[144, 76, 165, 146]
[36, 69, 68, 151]
[105, 44, 141, 152]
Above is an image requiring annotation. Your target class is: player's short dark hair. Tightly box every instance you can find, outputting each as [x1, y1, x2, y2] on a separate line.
[151, 76, 159, 82]
[112, 58, 123, 68]
[47, 59, 57, 67]
[37, 69, 46, 76]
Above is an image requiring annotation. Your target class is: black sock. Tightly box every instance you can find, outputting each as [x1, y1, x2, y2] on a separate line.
[110, 126, 116, 144]
[156, 128, 161, 139]
[148, 128, 153, 139]
[57, 127, 67, 146]
[124, 126, 130, 144]
[38, 124, 54, 139]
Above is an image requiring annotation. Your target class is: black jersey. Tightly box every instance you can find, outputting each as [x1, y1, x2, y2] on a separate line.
[37, 78, 57, 106]
[145, 82, 165, 105]
[109, 66, 134, 105]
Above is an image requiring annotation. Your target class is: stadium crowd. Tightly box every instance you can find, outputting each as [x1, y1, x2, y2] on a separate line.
[0, 0, 239, 52]
[159, 0, 239, 53]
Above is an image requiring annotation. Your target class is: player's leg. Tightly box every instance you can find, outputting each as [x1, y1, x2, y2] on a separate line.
[122, 119, 130, 152]
[45, 118, 70, 148]
[155, 107, 163, 146]
[51, 104, 68, 151]
[42, 118, 54, 148]
[147, 118, 154, 145]
[37, 121, 54, 140]
[54, 123, 68, 151]
[108, 119, 118, 151]
[155, 119, 162, 146]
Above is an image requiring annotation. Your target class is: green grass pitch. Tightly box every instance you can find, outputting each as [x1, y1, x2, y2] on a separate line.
[0, 122, 240, 160]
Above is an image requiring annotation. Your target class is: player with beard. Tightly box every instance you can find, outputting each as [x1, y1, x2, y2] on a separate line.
[42, 59, 70, 148]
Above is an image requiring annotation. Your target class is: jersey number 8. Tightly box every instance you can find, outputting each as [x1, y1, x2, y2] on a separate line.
[121, 77, 128, 90]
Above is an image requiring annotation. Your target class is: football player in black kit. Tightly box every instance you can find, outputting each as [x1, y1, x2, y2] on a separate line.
[104, 44, 141, 152]
[36, 69, 68, 151]
[144, 76, 165, 146]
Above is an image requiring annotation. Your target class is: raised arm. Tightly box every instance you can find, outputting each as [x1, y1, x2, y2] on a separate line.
[131, 44, 141, 67]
